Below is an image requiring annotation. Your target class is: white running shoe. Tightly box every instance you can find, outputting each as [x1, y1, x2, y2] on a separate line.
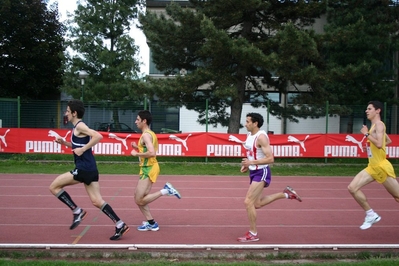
[164, 182, 181, 199]
[360, 214, 381, 230]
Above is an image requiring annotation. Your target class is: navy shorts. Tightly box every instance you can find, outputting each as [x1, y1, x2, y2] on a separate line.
[70, 168, 99, 185]
[249, 166, 271, 187]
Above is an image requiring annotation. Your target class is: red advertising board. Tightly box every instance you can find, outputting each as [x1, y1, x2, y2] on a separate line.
[0, 128, 398, 158]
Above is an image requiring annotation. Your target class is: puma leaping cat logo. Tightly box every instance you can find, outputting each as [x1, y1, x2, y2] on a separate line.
[0, 129, 10, 148]
[228, 135, 246, 147]
[169, 134, 192, 151]
[48, 130, 71, 141]
[48, 130, 71, 148]
[287, 135, 310, 152]
[108, 133, 131, 150]
[345, 135, 365, 151]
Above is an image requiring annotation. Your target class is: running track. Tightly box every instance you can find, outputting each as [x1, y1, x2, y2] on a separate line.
[1, 174, 399, 251]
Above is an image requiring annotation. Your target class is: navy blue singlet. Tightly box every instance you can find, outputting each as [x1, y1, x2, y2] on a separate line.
[71, 121, 97, 171]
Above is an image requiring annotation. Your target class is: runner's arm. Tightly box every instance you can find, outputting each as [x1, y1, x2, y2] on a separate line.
[55, 137, 72, 148]
[134, 132, 156, 158]
[368, 121, 385, 149]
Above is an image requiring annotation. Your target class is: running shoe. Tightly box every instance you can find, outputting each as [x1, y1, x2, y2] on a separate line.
[360, 214, 381, 230]
[110, 223, 130, 240]
[70, 209, 87, 230]
[137, 221, 160, 231]
[284, 186, 302, 202]
[237, 232, 259, 242]
[164, 182, 181, 199]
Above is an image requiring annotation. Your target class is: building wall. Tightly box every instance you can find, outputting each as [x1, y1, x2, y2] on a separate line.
[179, 103, 340, 134]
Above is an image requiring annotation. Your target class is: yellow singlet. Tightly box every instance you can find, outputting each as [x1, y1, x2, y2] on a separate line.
[138, 130, 158, 167]
[367, 124, 386, 166]
[365, 123, 396, 183]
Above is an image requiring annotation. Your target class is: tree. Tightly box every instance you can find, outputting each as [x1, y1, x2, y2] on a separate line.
[140, 0, 326, 133]
[293, 0, 399, 132]
[325, 0, 399, 103]
[0, 0, 64, 100]
[62, 0, 143, 127]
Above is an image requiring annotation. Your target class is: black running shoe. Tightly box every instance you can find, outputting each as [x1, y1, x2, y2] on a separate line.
[70, 209, 87, 230]
[110, 223, 130, 240]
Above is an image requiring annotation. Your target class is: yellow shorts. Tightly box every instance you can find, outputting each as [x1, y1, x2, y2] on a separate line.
[139, 163, 160, 183]
[365, 160, 396, 184]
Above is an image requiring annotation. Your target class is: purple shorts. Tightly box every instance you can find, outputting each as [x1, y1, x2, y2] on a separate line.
[249, 166, 271, 187]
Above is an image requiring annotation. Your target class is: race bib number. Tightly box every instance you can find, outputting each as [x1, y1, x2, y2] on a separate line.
[365, 142, 372, 158]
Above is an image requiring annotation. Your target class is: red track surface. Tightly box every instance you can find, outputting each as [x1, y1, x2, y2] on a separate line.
[1, 174, 399, 246]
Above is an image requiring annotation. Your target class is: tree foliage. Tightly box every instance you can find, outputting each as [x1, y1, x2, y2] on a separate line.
[0, 0, 65, 100]
[296, 0, 399, 106]
[140, 0, 399, 133]
[62, 0, 144, 106]
[140, 0, 326, 133]
[293, 0, 399, 133]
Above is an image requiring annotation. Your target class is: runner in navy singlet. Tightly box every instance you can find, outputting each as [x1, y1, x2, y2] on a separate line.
[49, 99, 129, 240]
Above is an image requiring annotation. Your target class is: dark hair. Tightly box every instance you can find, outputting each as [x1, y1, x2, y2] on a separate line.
[138, 110, 153, 126]
[246, 112, 264, 128]
[368, 100, 383, 115]
[68, 99, 85, 119]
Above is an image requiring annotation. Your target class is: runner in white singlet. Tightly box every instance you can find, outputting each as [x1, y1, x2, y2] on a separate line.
[237, 112, 302, 243]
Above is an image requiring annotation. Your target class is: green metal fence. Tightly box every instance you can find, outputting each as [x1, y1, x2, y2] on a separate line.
[0, 97, 20, 128]
[0, 98, 398, 134]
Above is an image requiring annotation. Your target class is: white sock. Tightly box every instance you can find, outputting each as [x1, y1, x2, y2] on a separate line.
[116, 220, 124, 228]
[249, 231, 257, 236]
[366, 209, 376, 217]
[73, 207, 81, 214]
[284, 193, 289, 199]
[160, 189, 169, 196]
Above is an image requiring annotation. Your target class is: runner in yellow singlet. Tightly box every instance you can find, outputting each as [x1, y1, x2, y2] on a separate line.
[348, 101, 399, 230]
[130, 110, 181, 232]
[137, 129, 160, 182]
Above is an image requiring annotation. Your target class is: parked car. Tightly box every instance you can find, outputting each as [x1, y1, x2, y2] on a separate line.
[97, 122, 137, 133]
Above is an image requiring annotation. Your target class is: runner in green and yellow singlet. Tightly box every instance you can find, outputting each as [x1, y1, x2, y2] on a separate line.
[131, 110, 181, 232]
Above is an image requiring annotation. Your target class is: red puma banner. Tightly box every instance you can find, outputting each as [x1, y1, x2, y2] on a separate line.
[0, 128, 398, 158]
